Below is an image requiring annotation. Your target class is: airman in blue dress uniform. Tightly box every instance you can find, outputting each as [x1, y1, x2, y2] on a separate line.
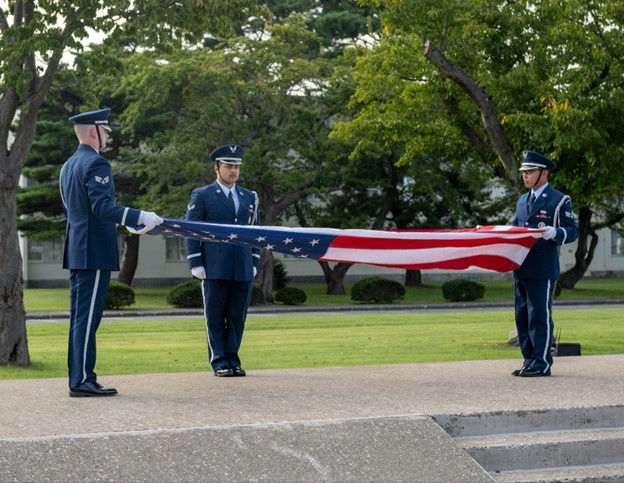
[511, 151, 579, 377]
[185, 144, 260, 377]
[60, 108, 163, 396]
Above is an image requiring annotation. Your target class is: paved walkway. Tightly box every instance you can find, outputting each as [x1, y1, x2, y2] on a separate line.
[5, 302, 624, 481]
[2, 355, 624, 481]
[3, 355, 624, 439]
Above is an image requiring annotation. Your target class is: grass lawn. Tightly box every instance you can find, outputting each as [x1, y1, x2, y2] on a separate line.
[24, 286, 175, 312]
[6, 278, 621, 381]
[2, 305, 623, 381]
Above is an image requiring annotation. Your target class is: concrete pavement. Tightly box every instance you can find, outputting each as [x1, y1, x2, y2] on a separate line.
[6, 302, 624, 480]
[2, 354, 624, 481]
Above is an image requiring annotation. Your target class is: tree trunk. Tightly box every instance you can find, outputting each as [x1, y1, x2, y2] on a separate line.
[258, 251, 274, 304]
[319, 261, 352, 295]
[559, 206, 597, 289]
[0, 180, 30, 366]
[117, 233, 140, 286]
[0, 88, 42, 367]
[405, 269, 422, 286]
[423, 40, 521, 191]
[423, 40, 598, 289]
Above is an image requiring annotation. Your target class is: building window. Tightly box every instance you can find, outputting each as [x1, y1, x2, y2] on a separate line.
[27, 238, 64, 263]
[166, 237, 187, 261]
[612, 231, 624, 257]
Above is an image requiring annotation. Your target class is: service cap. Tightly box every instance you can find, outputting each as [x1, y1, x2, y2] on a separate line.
[519, 150, 556, 171]
[68, 108, 112, 132]
[209, 144, 243, 165]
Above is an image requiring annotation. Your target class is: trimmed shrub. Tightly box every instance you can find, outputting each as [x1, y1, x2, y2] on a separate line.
[106, 281, 135, 310]
[441, 279, 485, 302]
[273, 258, 290, 291]
[351, 277, 405, 303]
[250, 285, 264, 306]
[274, 286, 307, 305]
[167, 280, 203, 308]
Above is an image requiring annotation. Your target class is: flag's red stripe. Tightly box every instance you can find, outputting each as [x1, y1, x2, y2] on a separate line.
[319, 254, 521, 272]
[328, 234, 538, 250]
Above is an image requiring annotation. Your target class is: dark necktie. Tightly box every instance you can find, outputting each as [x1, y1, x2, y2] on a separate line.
[528, 192, 536, 212]
[228, 191, 236, 212]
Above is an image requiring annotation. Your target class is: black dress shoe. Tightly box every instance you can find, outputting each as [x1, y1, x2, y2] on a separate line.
[214, 367, 234, 377]
[511, 367, 527, 376]
[518, 367, 551, 377]
[232, 366, 246, 377]
[69, 381, 118, 397]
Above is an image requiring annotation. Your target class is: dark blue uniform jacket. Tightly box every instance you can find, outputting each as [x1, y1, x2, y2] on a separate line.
[60, 144, 141, 270]
[185, 182, 260, 280]
[512, 184, 579, 280]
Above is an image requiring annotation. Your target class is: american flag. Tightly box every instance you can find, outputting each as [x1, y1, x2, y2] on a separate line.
[147, 219, 542, 273]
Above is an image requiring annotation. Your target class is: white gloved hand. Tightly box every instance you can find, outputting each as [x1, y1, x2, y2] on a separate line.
[139, 211, 164, 230]
[126, 225, 153, 235]
[191, 266, 206, 280]
[542, 226, 557, 240]
[253, 267, 257, 278]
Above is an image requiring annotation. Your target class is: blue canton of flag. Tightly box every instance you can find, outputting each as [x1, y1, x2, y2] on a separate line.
[150, 219, 336, 259]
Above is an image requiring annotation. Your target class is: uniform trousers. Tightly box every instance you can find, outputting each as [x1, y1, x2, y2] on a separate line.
[68, 269, 111, 388]
[513, 277, 555, 373]
[201, 279, 252, 370]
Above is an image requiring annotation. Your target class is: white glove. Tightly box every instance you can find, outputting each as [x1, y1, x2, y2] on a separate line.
[126, 225, 152, 235]
[542, 226, 557, 240]
[139, 211, 164, 230]
[191, 266, 206, 280]
[253, 267, 257, 278]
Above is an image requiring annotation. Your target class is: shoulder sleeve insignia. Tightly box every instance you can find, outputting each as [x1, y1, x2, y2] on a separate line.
[94, 175, 110, 185]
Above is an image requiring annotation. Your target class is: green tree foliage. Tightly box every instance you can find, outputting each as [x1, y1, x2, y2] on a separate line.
[325, 30, 509, 290]
[0, 0, 268, 366]
[17, 69, 82, 241]
[265, 0, 380, 53]
[354, 0, 624, 286]
[110, 15, 356, 301]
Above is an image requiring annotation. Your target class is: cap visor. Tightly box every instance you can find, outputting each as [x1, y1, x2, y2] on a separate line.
[519, 164, 545, 171]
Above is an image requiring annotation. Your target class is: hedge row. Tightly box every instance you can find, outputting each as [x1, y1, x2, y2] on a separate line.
[105, 276, 495, 311]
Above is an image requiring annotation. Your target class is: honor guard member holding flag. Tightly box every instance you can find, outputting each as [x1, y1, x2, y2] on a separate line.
[185, 144, 260, 377]
[511, 150, 578, 377]
[60, 107, 163, 397]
